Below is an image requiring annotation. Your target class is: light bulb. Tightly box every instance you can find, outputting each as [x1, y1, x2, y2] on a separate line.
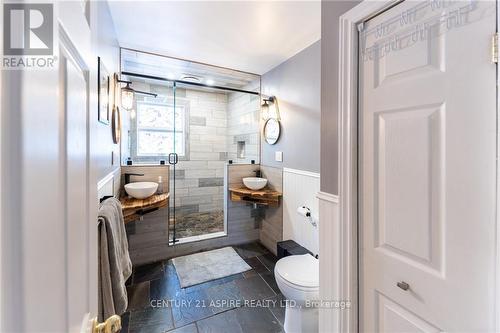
[121, 84, 134, 110]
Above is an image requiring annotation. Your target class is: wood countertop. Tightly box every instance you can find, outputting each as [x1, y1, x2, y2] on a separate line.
[229, 186, 282, 207]
[120, 193, 169, 223]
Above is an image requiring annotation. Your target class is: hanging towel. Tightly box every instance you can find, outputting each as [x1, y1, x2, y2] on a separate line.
[98, 197, 132, 321]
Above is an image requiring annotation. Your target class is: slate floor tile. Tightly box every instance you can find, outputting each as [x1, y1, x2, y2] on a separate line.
[150, 264, 181, 301]
[233, 242, 270, 259]
[128, 307, 174, 333]
[127, 281, 150, 311]
[128, 242, 284, 332]
[235, 275, 276, 301]
[244, 257, 269, 273]
[196, 309, 243, 333]
[167, 323, 198, 333]
[133, 261, 165, 284]
[257, 253, 278, 272]
[205, 280, 244, 314]
[171, 289, 214, 328]
[234, 306, 283, 333]
[259, 270, 280, 295]
[243, 269, 259, 279]
[268, 294, 286, 326]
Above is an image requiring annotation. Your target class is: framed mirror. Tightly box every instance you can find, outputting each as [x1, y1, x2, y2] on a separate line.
[264, 118, 281, 145]
[112, 105, 121, 144]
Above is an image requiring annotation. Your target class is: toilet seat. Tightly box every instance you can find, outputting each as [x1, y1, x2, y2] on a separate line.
[275, 254, 319, 290]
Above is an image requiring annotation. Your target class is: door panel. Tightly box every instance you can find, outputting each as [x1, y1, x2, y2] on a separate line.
[375, 104, 444, 272]
[65, 55, 89, 331]
[359, 1, 497, 331]
[60, 33, 91, 332]
[376, 293, 440, 333]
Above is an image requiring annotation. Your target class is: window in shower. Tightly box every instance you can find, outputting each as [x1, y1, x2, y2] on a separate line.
[136, 101, 186, 157]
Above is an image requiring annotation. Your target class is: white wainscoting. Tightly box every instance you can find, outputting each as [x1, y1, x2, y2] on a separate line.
[283, 168, 320, 255]
[317, 191, 340, 333]
[97, 168, 121, 201]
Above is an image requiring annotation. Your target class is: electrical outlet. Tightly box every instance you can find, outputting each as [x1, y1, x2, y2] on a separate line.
[275, 151, 283, 162]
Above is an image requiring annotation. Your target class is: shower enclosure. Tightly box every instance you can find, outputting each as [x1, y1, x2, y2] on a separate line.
[120, 48, 261, 245]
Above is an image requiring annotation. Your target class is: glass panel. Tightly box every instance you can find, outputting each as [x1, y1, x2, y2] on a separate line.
[120, 48, 261, 246]
[169, 82, 178, 245]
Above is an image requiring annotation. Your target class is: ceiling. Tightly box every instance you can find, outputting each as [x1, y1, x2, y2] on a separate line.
[121, 48, 261, 90]
[108, 1, 321, 75]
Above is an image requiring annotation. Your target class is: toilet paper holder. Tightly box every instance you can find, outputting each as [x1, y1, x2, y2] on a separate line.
[297, 206, 318, 227]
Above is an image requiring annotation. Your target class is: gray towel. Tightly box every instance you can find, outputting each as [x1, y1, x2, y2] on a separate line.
[98, 197, 132, 321]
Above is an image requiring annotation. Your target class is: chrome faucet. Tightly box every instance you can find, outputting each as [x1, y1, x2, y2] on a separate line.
[124, 172, 144, 185]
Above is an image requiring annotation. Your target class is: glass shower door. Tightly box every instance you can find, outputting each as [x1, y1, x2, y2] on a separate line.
[168, 82, 179, 245]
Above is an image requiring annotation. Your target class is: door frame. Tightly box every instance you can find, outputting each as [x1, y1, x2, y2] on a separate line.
[337, 0, 499, 332]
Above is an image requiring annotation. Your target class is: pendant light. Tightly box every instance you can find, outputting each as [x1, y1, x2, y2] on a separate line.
[121, 82, 134, 111]
[118, 78, 158, 110]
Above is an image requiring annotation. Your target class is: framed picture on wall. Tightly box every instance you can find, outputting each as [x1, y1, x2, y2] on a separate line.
[98, 57, 110, 125]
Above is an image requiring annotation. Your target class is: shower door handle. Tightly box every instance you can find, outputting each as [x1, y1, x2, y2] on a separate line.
[168, 153, 178, 165]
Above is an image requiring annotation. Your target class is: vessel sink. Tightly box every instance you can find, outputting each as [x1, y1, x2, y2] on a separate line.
[243, 177, 268, 190]
[125, 182, 158, 199]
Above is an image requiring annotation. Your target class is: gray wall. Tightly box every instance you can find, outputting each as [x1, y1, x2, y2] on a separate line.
[261, 41, 321, 173]
[93, 1, 121, 181]
[320, 0, 360, 194]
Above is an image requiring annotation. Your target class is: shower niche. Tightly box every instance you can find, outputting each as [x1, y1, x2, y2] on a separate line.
[120, 48, 261, 245]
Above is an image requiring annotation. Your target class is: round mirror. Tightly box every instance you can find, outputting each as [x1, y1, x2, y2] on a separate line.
[264, 118, 281, 145]
[112, 105, 121, 144]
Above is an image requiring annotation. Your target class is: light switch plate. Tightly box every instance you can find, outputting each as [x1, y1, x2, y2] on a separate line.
[275, 151, 283, 162]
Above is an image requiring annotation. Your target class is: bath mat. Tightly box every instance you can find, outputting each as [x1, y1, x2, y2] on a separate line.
[172, 247, 251, 288]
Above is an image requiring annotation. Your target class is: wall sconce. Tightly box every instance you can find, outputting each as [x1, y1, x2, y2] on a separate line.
[261, 96, 280, 121]
[121, 82, 134, 110]
[117, 78, 158, 111]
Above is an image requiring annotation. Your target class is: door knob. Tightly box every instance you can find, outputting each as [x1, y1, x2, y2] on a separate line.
[397, 281, 410, 291]
[92, 314, 121, 333]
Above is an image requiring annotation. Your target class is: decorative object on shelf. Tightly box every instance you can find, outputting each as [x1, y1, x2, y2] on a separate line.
[116, 77, 158, 111]
[264, 118, 281, 145]
[261, 96, 280, 121]
[98, 57, 110, 124]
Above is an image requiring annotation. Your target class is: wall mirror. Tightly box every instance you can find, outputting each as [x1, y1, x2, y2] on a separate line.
[264, 118, 281, 145]
[112, 106, 121, 144]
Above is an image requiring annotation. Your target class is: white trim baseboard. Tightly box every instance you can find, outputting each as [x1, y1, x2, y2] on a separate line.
[283, 167, 320, 179]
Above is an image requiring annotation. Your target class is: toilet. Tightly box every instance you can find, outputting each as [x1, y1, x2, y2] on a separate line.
[274, 254, 319, 333]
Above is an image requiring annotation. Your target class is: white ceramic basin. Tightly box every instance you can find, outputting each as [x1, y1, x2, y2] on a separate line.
[125, 182, 158, 199]
[243, 177, 268, 190]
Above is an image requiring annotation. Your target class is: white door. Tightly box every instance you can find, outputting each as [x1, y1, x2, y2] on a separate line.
[0, 2, 99, 331]
[359, 1, 497, 331]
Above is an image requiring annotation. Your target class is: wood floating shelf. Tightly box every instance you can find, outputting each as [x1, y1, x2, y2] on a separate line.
[229, 187, 282, 207]
[120, 193, 169, 223]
